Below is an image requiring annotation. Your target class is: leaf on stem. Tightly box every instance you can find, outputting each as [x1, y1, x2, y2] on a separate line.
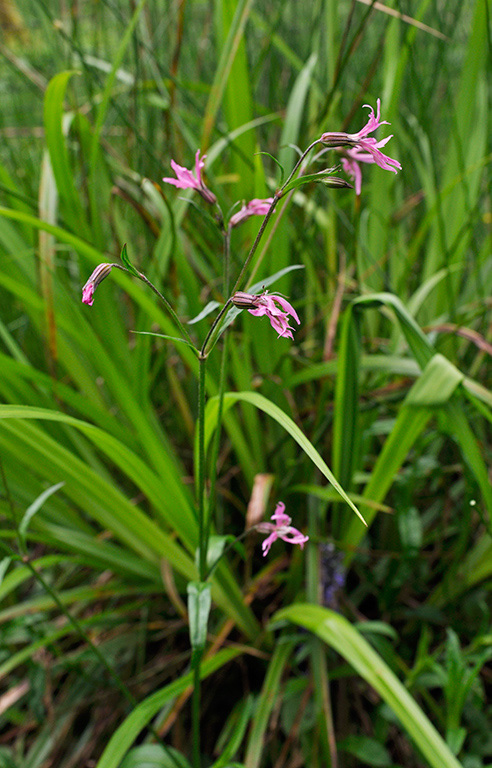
[188, 301, 222, 325]
[131, 331, 198, 354]
[120, 243, 140, 277]
[282, 170, 352, 194]
[187, 581, 212, 651]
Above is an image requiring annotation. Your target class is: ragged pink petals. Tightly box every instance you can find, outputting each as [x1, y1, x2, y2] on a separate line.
[257, 502, 309, 556]
[341, 157, 363, 196]
[320, 99, 401, 194]
[248, 292, 300, 339]
[229, 197, 274, 228]
[163, 150, 216, 204]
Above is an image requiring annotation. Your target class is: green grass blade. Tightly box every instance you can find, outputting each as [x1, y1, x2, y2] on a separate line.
[43, 70, 89, 236]
[95, 648, 242, 768]
[244, 640, 294, 768]
[275, 604, 463, 768]
[203, 390, 365, 524]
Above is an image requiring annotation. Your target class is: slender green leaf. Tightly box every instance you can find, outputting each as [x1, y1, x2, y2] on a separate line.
[96, 648, 242, 768]
[275, 605, 463, 768]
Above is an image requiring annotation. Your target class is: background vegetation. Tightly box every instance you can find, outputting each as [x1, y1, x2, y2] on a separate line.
[0, 1, 490, 767]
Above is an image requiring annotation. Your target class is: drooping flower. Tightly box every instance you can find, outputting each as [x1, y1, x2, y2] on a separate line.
[231, 290, 300, 339]
[257, 502, 309, 557]
[320, 99, 401, 194]
[229, 197, 274, 228]
[82, 263, 114, 306]
[162, 150, 216, 205]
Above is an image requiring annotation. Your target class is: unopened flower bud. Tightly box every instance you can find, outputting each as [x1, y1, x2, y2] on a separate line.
[198, 187, 217, 206]
[82, 263, 114, 306]
[319, 132, 359, 148]
[231, 291, 261, 309]
[321, 177, 353, 188]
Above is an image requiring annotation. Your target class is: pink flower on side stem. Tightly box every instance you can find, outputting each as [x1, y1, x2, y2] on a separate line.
[321, 99, 401, 195]
[82, 263, 114, 306]
[239, 291, 300, 340]
[162, 150, 216, 205]
[257, 502, 309, 557]
[229, 197, 274, 228]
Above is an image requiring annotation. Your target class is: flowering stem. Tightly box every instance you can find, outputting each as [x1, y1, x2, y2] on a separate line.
[191, 649, 203, 768]
[109, 263, 193, 344]
[200, 298, 233, 358]
[197, 355, 207, 582]
[231, 140, 322, 296]
[281, 139, 323, 190]
[223, 226, 231, 296]
[205, 227, 232, 549]
[133, 268, 193, 344]
[230, 198, 279, 296]
[307, 501, 337, 767]
[206, 335, 228, 550]
[191, 356, 207, 768]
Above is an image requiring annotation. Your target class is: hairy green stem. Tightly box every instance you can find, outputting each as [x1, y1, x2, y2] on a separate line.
[206, 331, 229, 548]
[192, 356, 208, 768]
[111, 264, 193, 344]
[231, 139, 322, 295]
[135, 269, 193, 344]
[192, 649, 203, 768]
[197, 356, 207, 581]
[200, 298, 233, 358]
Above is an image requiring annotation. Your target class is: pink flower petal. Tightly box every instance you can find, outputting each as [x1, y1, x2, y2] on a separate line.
[259, 502, 308, 556]
[271, 296, 300, 325]
[322, 100, 401, 194]
[262, 532, 278, 556]
[82, 284, 94, 306]
[247, 292, 300, 339]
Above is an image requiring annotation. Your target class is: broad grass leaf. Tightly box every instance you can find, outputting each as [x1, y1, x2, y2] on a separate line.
[274, 605, 463, 768]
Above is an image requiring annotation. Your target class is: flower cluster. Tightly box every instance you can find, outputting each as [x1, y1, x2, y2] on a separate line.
[81, 103, 398, 564]
[257, 502, 309, 556]
[321, 99, 401, 195]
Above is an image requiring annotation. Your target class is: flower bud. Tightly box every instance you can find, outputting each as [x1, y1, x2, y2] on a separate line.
[321, 177, 353, 188]
[319, 132, 359, 148]
[231, 291, 261, 309]
[82, 263, 114, 306]
[198, 187, 217, 206]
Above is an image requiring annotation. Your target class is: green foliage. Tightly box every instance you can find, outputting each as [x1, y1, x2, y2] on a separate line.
[0, 0, 490, 767]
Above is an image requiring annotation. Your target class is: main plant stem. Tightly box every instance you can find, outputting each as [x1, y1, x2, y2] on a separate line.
[197, 355, 207, 582]
[192, 648, 203, 768]
[192, 353, 207, 768]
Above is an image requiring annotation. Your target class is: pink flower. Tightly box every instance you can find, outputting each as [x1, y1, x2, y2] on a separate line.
[321, 99, 401, 195]
[340, 156, 363, 196]
[162, 150, 216, 205]
[82, 263, 114, 306]
[229, 197, 274, 228]
[247, 291, 300, 340]
[257, 502, 309, 556]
